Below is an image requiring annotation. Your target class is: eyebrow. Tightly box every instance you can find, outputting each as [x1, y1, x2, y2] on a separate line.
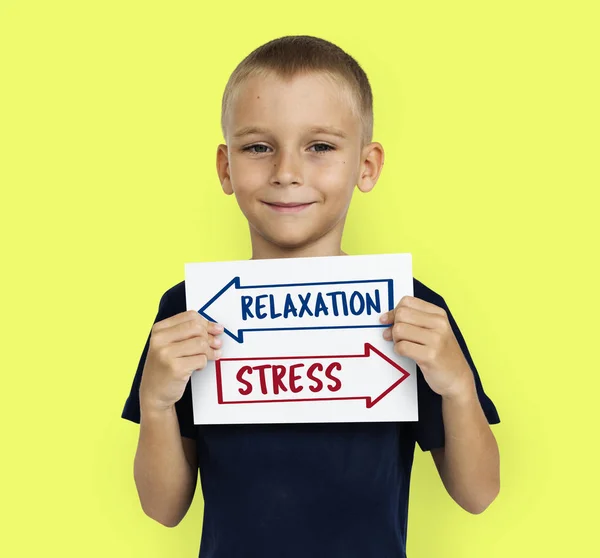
[232, 125, 349, 140]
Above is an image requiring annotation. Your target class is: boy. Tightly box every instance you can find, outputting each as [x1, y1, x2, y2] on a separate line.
[122, 35, 500, 558]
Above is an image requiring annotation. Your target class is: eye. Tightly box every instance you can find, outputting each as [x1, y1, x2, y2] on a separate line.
[310, 143, 335, 153]
[241, 143, 335, 155]
[242, 144, 270, 154]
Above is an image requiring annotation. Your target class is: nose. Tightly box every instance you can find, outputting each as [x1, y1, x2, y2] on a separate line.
[270, 148, 303, 187]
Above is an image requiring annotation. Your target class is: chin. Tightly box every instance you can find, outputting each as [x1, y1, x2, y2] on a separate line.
[268, 234, 316, 251]
[257, 226, 321, 251]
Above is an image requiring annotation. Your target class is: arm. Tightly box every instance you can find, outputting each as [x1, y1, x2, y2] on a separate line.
[134, 403, 198, 527]
[130, 309, 222, 527]
[381, 295, 500, 515]
[430, 378, 500, 514]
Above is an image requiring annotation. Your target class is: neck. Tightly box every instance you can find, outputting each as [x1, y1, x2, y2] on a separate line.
[251, 248, 349, 260]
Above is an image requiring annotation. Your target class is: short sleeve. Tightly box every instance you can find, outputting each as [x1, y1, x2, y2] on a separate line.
[411, 297, 500, 452]
[121, 287, 196, 439]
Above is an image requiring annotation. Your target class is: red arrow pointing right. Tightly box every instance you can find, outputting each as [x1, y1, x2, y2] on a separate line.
[215, 343, 411, 408]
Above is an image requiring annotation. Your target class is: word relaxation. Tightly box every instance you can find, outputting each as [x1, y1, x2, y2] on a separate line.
[241, 289, 382, 321]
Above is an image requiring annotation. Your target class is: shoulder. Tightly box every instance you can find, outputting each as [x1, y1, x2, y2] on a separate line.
[159, 280, 187, 314]
[413, 277, 446, 308]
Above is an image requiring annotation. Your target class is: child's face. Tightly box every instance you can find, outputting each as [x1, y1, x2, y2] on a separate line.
[217, 71, 383, 256]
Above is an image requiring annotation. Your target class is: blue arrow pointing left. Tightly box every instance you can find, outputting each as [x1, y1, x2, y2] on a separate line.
[198, 276, 394, 343]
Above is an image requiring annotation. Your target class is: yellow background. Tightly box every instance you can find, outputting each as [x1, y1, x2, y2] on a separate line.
[1, 0, 598, 556]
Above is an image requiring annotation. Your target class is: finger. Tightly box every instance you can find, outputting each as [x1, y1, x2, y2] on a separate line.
[391, 322, 430, 345]
[190, 335, 221, 360]
[379, 310, 395, 325]
[380, 304, 440, 330]
[154, 309, 225, 335]
[195, 313, 225, 335]
[153, 309, 202, 332]
[207, 333, 223, 349]
[172, 336, 221, 360]
[155, 315, 224, 346]
[379, 295, 412, 325]
[399, 295, 446, 316]
[395, 306, 443, 330]
[206, 321, 225, 335]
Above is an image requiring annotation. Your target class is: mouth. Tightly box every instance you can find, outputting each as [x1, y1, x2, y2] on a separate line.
[262, 201, 316, 213]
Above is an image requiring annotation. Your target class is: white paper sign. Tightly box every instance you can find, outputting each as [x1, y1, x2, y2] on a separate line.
[184, 253, 418, 424]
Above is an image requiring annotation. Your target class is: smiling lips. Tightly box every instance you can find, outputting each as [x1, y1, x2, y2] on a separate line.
[263, 201, 315, 213]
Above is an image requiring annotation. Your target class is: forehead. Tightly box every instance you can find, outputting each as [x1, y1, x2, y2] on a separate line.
[229, 71, 359, 137]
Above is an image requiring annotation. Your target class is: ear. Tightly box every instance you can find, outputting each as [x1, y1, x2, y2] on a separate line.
[356, 142, 385, 194]
[216, 144, 234, 195]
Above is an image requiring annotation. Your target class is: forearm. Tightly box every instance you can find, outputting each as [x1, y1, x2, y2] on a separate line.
[134, 403, 196, 527]
[440, 377, 500, 513]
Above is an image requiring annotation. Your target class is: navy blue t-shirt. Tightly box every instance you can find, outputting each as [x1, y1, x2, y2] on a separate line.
[122, 277, 500, 558]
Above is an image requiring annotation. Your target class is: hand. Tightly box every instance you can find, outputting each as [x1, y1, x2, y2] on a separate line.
[379, 296, 474, 399]
[140, 310, 224, 413]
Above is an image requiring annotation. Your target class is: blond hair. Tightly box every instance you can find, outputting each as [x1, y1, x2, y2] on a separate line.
[220, 35, 374, 148]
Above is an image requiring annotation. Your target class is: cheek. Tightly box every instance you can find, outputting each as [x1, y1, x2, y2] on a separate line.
[320, 176, 355, 206]
[229, 164, 263, 200]
[229, 153, 264, 179]
[315, 158, 355, 188]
